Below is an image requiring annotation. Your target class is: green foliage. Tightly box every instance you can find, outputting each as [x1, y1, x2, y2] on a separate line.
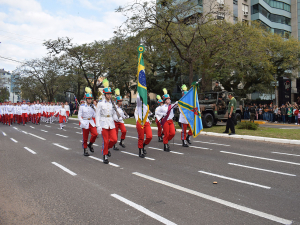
[0, 87, 9, 102]
[236, 122, 259, 130]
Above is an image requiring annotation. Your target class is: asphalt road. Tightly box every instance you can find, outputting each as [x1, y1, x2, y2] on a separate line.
[0, 120, 300, 225]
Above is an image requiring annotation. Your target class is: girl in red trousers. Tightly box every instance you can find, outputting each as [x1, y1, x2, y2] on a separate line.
[156, 88, 178, 152]
[155, 95, 164, 142]
[54, 103, 67, 129]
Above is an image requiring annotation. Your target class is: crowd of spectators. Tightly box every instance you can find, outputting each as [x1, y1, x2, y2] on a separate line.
[243, 102, 300, 124]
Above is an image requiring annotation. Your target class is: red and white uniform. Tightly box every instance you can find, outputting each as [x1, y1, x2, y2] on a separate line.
[65, 104, 70, 117]
[79, 103, 98, 149]
[156, 103, 177, 144]
[96, 100, 117, 155]
[179, 108, 192, 140]
[155, 105, 164, 138]
[34, 103, 42, 124]
[6, 104, 14, 126]
[113, 105, 127, 141]
[134, 106, 152, 149]
[21, 103, 29, 125]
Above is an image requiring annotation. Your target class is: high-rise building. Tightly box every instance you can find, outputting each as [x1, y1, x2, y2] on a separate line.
[0, 68, 20, 102]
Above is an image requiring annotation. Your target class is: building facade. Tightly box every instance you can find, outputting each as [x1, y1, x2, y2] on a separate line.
[0, 68, 20, 103]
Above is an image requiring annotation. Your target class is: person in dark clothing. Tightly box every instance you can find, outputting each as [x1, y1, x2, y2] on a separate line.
[69, 102, 74, 117]
[223, 93, 236, 135]
[249, 104, 256, 123]
[213, 81, 222, 92]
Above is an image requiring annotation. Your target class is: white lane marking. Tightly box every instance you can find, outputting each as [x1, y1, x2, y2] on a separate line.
[10, 138, 18, 143]
[28, 133, 46, 140]
[221, 151, 300, 166]
[45, 125, 51, 127]
[53, 143, 70, 150]
[29, 126, 35, 129]
[198, 171, 271, 189]
[121, 151, 155, 160]
[111, 194, 177, 225]
[272, 152, 300, 157]
[56, 134, 68, 138]
[74, 127, 81, 130]
[93, 144, 99, 146]
[132, 172, 292, 225]
[173, 143, 211, 150]
[228, 163, 296, 177]
[76, 132, 82, 134]
[193, 140, 230, 147]
[41, 130, 48, 133]
[51, 162, 77, 176]
[24, 147, 36, 154]
[73, 123, 78, 125]
[148, 147, 184, 155]
[2, 132, 6, 136]
[22, 131, 28, 134]
[89, 156, 120, 167]
[127, 136, 138, 139]
[13, 127, 18, 130]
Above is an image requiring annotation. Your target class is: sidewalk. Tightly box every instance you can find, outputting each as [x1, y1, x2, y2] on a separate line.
[69, 118, 300, 145]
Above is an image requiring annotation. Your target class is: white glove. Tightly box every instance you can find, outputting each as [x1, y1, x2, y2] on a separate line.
[97, 127, 102, 134]
[175, 101, 178, 105]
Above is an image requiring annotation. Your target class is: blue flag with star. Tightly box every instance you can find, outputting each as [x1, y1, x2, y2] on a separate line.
[178, 86, 203, 137]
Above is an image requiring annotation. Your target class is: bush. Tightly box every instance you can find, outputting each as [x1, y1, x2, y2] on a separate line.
[236, 122, 259, 130]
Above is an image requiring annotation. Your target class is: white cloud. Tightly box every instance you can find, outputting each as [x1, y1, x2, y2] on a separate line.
[0, 0, 128, 71]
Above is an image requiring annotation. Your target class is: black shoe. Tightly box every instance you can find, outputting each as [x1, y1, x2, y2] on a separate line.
[113, 145, 119, 150]
[107, 150, 111, 157]
[139, 148, 145, 158]
[186, 135, 192, 144]
[164, 144, 170, 152]
[182, 140, 189, 147]
[119, 139, 126, 148]
[158, 136, 163, 142]
[229, 133, 236, 135]
[223, 131, 229, 133]
[87, 142, 94, 153]
[103, 155, 109, 164]
[84, 148, 89, 156]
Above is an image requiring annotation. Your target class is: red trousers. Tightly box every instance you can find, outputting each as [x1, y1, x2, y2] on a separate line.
[163, 120, 175, 144]
[115, 122, 126, 140]
[36, 113, 41, 124]
[82, 124, 98, 149]
[22, 113, 28, 125]
[101, 128, 117, 155]
[32, 114, 36, 123]
[136, 121, 152, 149]
[181, 123, 192, 140]
[155, 118, 163, 137]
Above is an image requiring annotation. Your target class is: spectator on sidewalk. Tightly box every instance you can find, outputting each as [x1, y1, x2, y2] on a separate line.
[293, 104, 299, 125]
[280, 105, 286, 124]
[249, 104, 256, 123]
[287, 104, 293, 124]
[274, 105, 278, 123]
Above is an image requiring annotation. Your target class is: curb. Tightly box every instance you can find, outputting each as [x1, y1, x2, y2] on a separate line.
[69, 118, 300, 145]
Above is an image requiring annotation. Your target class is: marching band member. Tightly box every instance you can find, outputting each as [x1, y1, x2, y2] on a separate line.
[156, 88, 178, 152]
[21, 100, 29, 125]
[16, 102, 22, 125]
[6, 101, 14, 126]
[78, 88, 98, 157]
[134, 101, 152, 158]
[54, 102, 67, 129]
[113, 88, 128, 150]
[95, 79, 117, 164]
[49, 102, 55, 123]
[34, 100, 42, 125]
[155, 95, 164, 142]
[65, 102, 70, 122]
[179, 85, 193, 147]
[54, 102, 61, 122]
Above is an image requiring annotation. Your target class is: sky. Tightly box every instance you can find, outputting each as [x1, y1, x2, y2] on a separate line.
[0, 0, 132, 72]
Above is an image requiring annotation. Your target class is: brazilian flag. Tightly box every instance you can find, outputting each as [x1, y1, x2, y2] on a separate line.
[136, 45, 149, 126]
[178, 85, 203, 137]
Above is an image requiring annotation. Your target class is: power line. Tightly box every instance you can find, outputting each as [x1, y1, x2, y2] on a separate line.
[0, 34, 44, 45]
[0, 29, 45, 41]
[0, 56, 24, 63]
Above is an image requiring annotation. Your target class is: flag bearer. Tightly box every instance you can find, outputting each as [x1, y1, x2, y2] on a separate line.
[179, 85, 192, 147]
[78, 87, 98, 157]
[95, 79, 118, 164]
[156, 88, 177, 152]
[113, 89, 128, 150]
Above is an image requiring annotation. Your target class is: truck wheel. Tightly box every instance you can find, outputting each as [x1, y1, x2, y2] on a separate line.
[203, 113, 214, 128]
[234, 113, 241, 125]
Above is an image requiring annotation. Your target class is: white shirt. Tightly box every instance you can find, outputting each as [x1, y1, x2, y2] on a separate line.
[6, 105, 14, 114]
[78, 103, 96, 129]
[57, 108, 67, 117]
[179, 107, 188, 124]
[134, 107, 150, 123]
[21, 104, 29, 114]
[34, 104, 42, 113]
[65, 105, 70, 112]
[155, 105, 164, 120]
[113, 105, 127, 123]
[16, 105, 22, 115]
[96, 100, 116, 129]
[156, 103, 177, 121]
[49, 105, 55, 113]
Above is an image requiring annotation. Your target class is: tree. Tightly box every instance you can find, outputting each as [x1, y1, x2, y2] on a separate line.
[44, 38, 108, 100]
[16, 56, 66, 102]
[0, 87, 9, 102]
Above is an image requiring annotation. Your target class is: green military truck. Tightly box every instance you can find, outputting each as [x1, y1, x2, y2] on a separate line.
[174, 90, 243, 128]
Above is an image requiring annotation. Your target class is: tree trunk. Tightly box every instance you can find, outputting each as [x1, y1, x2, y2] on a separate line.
[189, 61, 193, 86]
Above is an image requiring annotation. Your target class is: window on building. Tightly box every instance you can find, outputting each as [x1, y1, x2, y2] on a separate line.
[233, 0, 238, 5]
[263, 0, 291, 12]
